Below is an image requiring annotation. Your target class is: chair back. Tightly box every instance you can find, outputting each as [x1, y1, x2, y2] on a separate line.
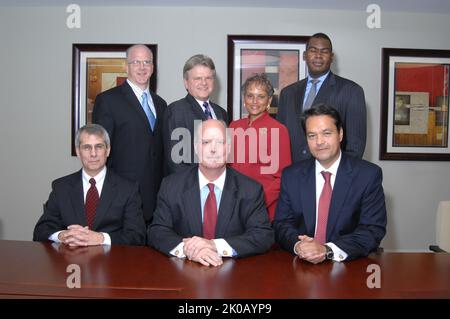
[436, 201, 450, 252]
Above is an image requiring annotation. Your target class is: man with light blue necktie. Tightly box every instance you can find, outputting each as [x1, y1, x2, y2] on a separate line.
[277, 33, 367, 163]
[93, 44, 167, 225]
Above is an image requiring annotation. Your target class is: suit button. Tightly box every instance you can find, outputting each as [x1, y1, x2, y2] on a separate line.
[302, 150, 307, 154]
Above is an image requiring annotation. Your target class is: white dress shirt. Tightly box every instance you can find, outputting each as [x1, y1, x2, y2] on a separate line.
[49, 167, 111, 245]
[127, 79, 157, 118]
[195, 98, 218, 119]
[170, 169, 235, 258]
[313, 152, 348, 262]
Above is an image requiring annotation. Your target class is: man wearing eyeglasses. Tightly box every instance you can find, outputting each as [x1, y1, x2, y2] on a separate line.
[163, 54, 228, 175]
[33, 124, 146, 246]
[93, 44, 167, 226]
[277, 33, 366, 163]
[273, 104, 386, 263]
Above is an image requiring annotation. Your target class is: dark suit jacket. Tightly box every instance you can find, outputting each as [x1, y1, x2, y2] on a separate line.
[148, 166, 274, 258]
[33, 169, 146, 245]
[92, 81, 167, 224]
[277, 71, 366, 163]
[273, 154, 387, 260]
[163, 94, 228, 175]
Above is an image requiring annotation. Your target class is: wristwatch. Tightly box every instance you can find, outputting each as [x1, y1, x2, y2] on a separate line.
[324, 244, 334, 260]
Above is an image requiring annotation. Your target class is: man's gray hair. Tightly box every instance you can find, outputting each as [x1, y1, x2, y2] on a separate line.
[183, 54, 216, 79]
[75, 124, 110, 148]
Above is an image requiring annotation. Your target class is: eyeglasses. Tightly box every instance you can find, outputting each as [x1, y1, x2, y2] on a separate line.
[79, 144, 107, 152]
[127, 60, 152, 67]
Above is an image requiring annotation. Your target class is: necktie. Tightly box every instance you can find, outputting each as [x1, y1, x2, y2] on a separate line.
[141, 92, 156, 131]
[303, 79, 319, 110]
[203, 101, 213, 119]
[85, 178, 99, 229]
[203, 183, 217, 240]
[315, 171, 332, 244]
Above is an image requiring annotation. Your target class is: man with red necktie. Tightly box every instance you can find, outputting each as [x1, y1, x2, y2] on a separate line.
[149, 120, 274, 267]
[274, 104, 386, 263]
[33, 124, 146, 246]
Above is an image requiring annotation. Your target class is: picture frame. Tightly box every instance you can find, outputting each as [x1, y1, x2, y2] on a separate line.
[71, 43, 157, 155]
[380, 48, 450, 160]
[227, 35, 309, 120]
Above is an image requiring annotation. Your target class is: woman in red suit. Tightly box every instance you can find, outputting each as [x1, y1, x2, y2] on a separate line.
[229, 74, 292, 221]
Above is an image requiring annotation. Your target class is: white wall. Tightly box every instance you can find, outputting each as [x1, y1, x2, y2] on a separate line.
[0, 5, 449, 251]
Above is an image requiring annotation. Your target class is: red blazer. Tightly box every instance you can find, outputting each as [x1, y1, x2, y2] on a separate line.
[229, 112, 292, 220]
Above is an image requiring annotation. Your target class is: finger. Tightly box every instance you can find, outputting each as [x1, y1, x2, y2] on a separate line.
[197, 256, 210, 266]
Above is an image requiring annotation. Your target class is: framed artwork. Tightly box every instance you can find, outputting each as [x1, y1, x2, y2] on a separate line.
[71, 43, 157, 155]
[227, 35, 309, 120]
[380, 48, 450, 160]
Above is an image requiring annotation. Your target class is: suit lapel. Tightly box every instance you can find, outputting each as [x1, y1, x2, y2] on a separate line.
[92, 170, 116, 230]
[182, 169, 203, 235]
[150, 91, 163, 132]
[300, 161, 317, 236]
[315, 71, 336, 104]
[215, 168, 237, 238]
[121, 82, 153, 134]
[327, 154, 352, 238]
[186, 94, 209, 120]
[296, 80, 307, 114]
[69, 170, 87, 226]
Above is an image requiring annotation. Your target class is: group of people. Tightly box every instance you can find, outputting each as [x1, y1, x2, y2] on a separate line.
[33, 33, 387, 266]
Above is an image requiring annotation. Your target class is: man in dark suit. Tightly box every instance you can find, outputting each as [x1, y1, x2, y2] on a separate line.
[33, 124, 146, 246]
[277, 33, 366, 163]
[93, 44, 167, 225]
[274, 104, 386, 262]
[149, 120, 274, 267]
[163, 54, 228, 175]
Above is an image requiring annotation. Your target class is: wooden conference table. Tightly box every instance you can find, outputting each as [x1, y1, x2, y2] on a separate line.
[0, 240, 448, 299]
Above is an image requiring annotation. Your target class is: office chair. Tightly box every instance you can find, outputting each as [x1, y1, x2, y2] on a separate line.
[429, 201, 450, 253]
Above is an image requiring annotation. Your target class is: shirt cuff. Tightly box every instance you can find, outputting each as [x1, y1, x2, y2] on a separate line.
[48, 231, 111, 245]
[293, 240, 302, 255]
[170, 242, 186, 258]
[101, 232, 111, 246]
[326, 242, 348, 262]
[213, 238, 235, 257]
[49, 231, 62, 243]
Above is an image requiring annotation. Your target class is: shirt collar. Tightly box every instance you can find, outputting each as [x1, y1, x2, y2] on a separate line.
[198, 168, 226, 192]
[195, 98, 211, 108]
[82, 166, 107, 184]
[315, 151, 341, 177]
[127, 79, 149, 97]
[308, 70, 330, 83]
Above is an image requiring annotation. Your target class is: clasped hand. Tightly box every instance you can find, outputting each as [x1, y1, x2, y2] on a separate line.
[58, 224, 104, 247]
[183, 236, 223, 267]
[295, 235, 327, 264]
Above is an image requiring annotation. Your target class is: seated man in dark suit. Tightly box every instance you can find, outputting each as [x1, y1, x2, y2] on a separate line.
[274, 104, 386, 263]
[148, 119, 274, 266]
[33, 124, 146, 246]
[163, 54, 228, 175]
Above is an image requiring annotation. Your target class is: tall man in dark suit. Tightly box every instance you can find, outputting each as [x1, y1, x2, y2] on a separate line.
[163, 54, 228, 175]
[93, 44, 167, 225]
[149, 120, 274, 267]
[274, 104, 386, 262]
[33, 124, 146, 246]
[277, 33, 366, 162]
